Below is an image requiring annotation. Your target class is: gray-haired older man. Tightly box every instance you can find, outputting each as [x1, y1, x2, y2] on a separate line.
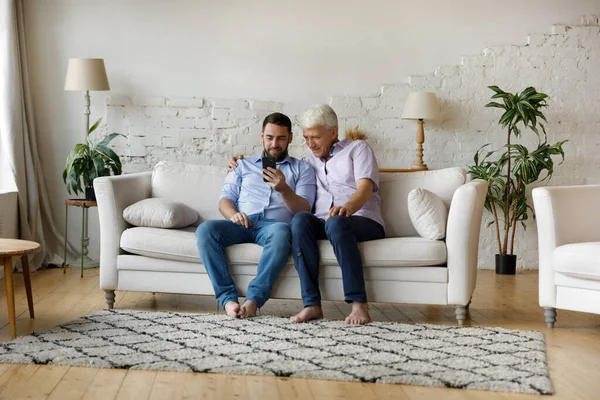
[290, 104, 384, 324]
[229, 105, 384, 324]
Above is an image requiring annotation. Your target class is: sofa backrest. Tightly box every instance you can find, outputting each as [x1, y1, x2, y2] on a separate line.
[152, 161, 226, 224]
[152, 161, 466, 236]
[380, 167, 466, 237]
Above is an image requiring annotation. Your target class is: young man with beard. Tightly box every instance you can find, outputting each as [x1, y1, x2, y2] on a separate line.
[196, 113, 316, 319]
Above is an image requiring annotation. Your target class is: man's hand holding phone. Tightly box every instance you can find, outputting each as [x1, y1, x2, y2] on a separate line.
[261, 156, 277, 181]
[263, 167, 288, 192]
[262, 156, 289, 192]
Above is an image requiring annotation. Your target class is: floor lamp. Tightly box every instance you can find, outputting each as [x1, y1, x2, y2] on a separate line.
[401, 92, 441, 171]
[63, 58, 110, 271]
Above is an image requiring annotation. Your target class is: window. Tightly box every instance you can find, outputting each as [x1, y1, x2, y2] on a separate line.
[0, 139, 17, 191]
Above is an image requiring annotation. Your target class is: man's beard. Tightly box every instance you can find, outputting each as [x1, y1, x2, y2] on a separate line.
[263, 147, 288, 162]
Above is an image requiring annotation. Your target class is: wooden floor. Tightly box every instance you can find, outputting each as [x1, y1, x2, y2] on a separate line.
[0, 268, 599, 399]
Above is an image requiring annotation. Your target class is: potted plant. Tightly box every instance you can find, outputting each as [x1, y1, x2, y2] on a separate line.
[63, 117, 123, 200]
[468, 86, 566, 274]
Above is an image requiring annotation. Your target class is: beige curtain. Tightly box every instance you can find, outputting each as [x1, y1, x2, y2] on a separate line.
[0, 0, 73, 269]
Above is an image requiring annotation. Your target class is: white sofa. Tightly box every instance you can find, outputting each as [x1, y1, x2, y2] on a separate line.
[95, 161, 488, 324]
[532, 185, 600, 328]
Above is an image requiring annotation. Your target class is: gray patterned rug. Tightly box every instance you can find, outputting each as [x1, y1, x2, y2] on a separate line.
[0, 310, 552, 394]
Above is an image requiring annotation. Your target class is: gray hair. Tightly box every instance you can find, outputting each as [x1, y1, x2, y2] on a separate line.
[300, 104, 338, 131]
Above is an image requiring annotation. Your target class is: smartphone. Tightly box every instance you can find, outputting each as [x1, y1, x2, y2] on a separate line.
[262, 156, 277, 182]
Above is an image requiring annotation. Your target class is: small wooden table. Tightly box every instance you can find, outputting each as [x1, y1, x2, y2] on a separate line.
[0, 239, 39, 339]
[63, 199, 97, 277]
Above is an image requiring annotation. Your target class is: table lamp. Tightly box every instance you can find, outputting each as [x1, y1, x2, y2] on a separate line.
[401, 92, 441, 170]
[64, 58, 110, 137]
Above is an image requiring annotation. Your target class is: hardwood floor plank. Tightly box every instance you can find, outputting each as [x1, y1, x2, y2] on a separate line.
[274, 299, 303, 318]
[246, 374, 279, 400]
[81, 368, 127, 400]
[181, 373, 217, 400]
[276, 377, 313, 399]
[149, 371, 185, 400]
[2, 365, 69, 400]
[47, 366, 99, 400]
[215, 374, 249, 399]
[0, 365, 40, 400]
[315, 301, 342, 320]
[371, 302, 411, 323]
[114, 370, 156, 400]
[177, 294, 218, 314]
[0, 364, 12, 379]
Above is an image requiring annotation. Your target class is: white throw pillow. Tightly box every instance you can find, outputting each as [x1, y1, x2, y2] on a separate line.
[123, 198, 199, 229]
[407, 188, 448, 240]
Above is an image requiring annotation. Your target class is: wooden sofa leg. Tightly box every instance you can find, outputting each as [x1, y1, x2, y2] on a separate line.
[455, 306, 467, 326]
[544, 307, 556, 328]
[104, 290, 115, 309]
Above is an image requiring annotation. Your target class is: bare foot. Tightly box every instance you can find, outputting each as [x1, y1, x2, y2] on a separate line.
[345, 302, 371, 325]
[224, 301, 240, 318]
[290, 306, 324, 323]
[239, 300, 257, 318]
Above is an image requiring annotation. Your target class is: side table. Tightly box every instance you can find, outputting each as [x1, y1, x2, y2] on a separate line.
[63, 199, 97, 277]
[0, 239, 39, 339]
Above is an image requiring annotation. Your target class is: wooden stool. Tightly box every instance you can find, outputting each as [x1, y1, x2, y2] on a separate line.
[0, 239, 40, 339]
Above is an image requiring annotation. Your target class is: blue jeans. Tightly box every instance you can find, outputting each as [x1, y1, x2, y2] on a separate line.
[291, 212, 385, 306]
[195, 215, 291, 308]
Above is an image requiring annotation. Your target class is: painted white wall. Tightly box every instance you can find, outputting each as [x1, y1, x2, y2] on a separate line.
[21, 0, 600, 266]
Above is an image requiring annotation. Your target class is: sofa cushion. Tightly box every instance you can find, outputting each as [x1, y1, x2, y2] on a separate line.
[152, 161, 226, 224]
[407, 188, 448, 240]
[117, 255, 449, 283]
[379, 167, 465, 237]
[319, 236, 446, 267]
[553, 242, 600, 281]
[120, 227, 447, 267]
[120, 226, 270, 265]
[123, 198, 199, 229]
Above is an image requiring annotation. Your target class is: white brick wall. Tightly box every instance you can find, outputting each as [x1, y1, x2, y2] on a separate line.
[104, 15, 600, 270]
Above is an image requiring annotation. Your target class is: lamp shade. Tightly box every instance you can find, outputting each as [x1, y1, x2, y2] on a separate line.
[401, 92, 440, 120]
[64, 58, 110, 91]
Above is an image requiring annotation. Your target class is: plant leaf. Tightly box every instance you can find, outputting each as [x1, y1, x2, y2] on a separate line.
[88, 117, 102, 136]
[95, 133, 124, 149]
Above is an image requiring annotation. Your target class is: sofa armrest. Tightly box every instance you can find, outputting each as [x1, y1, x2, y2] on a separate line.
[94, 172, 152, 290]
[532, 185, 600, 307]
[445, 179, 488, 305]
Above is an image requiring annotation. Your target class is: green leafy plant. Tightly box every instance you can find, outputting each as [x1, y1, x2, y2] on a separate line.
[468, 86, 567, 256]
[63, 117, 123, 195]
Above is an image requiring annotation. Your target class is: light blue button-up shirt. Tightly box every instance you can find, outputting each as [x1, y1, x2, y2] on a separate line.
[219, 155, 316, 224]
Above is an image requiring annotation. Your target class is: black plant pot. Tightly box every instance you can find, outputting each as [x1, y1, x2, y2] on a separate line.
[85, 187, 96, 201]
[495, 254, 517, 275]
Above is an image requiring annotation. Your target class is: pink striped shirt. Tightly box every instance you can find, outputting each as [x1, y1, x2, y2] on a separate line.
[305, 139, 384, 228]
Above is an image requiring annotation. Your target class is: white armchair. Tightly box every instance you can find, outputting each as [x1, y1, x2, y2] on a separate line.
[532, 185, 600, 328]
